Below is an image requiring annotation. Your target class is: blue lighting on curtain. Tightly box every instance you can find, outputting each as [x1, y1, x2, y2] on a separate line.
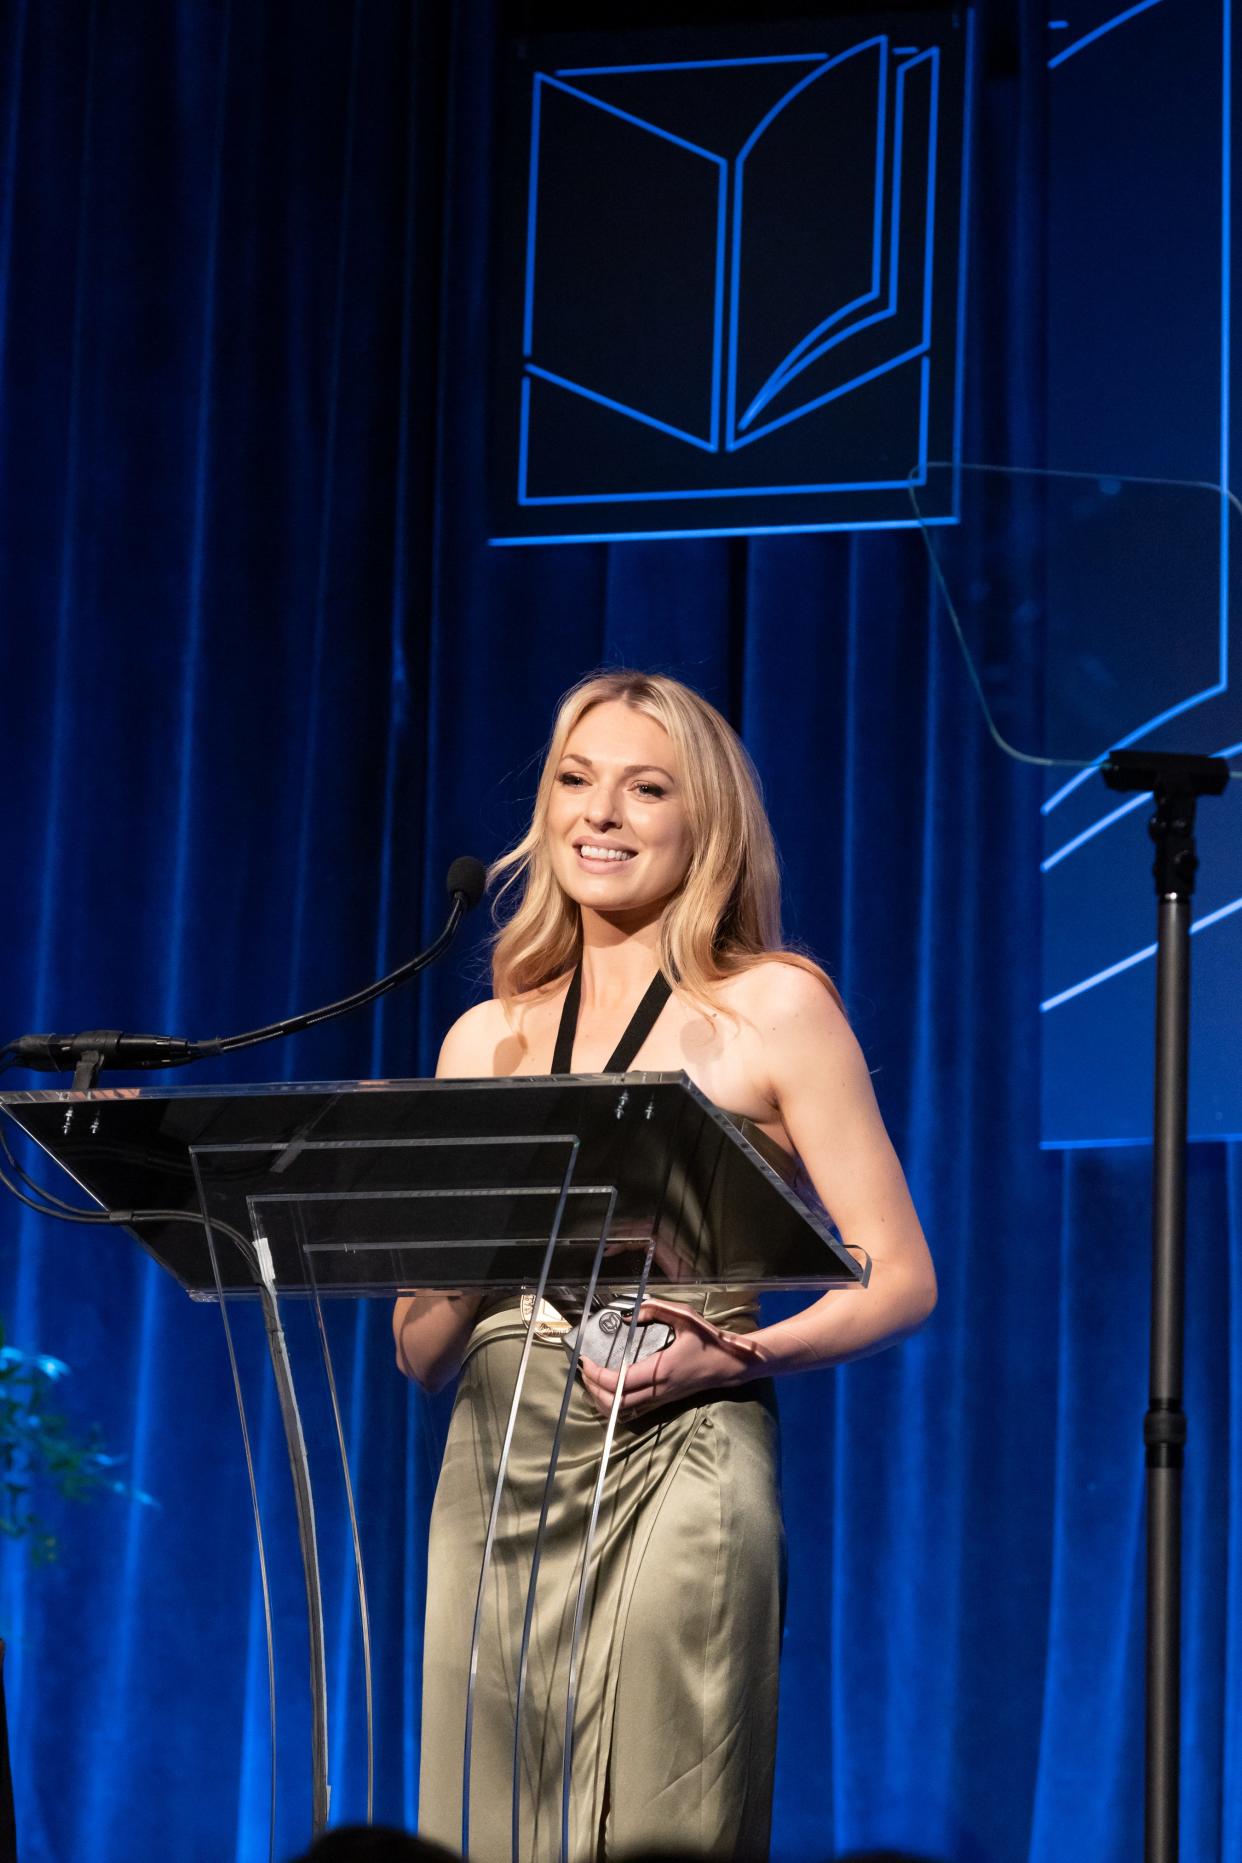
[0, 5, 1239, 1863]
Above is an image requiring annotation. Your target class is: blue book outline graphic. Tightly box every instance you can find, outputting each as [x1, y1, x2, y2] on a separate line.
[517, 38, 946, 506]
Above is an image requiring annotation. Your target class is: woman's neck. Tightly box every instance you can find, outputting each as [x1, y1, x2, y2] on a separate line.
[577, 906, 662, 1010]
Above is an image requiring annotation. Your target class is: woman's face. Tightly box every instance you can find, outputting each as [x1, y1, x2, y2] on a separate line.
[546, 700, 694, 921]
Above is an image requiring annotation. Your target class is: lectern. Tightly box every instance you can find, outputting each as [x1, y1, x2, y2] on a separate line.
[0, 1072, 863, 1859]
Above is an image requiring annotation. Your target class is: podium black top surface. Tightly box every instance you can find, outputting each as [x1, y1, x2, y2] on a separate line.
[0, 1073, 862, 1298]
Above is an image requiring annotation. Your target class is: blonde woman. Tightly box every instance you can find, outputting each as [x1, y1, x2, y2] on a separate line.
[395, 671, 936, 1862]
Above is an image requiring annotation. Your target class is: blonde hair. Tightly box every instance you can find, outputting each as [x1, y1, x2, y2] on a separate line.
[489, 670, 838, 1010]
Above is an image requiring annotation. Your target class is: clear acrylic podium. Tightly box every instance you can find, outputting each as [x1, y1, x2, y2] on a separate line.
[0, 1072, 863, 1859]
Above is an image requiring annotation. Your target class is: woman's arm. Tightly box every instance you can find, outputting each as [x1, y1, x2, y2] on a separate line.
[577, 962, 936, 1418]
[740, 960, 937, 1372]
[393, 1292, 484, 1394]
[391, 1001, 503, 1393]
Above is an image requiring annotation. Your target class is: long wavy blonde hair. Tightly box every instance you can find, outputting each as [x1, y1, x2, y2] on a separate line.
[489, 670, 837, 1009]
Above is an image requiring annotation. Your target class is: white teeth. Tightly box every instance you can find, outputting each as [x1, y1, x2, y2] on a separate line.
[579, 845, 634, 862]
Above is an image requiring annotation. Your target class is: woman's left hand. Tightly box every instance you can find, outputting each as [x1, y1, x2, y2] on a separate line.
[575, 1299, 763, 1423]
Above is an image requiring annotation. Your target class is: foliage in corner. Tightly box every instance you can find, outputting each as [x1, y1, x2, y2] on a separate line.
[0, 1320, 157, 1564]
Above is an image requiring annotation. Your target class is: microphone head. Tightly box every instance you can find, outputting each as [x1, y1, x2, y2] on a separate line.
[446, 856, 488, 912]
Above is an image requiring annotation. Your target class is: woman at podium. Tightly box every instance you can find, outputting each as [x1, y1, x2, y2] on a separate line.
[394, 670, 936, 1861]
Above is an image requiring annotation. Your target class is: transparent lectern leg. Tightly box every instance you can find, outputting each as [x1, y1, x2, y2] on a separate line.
[250, 1222, 332, 1839]
[305, 1247, 375, 1826]
[510, 1194, 616, 1863]
[461, 1139, 581, 1861]
[560, 1246, 656, 1863]
[201, 1218, 280, 1863]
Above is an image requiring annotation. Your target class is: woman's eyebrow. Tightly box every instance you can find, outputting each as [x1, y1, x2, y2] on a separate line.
[559, 753, 677, 781]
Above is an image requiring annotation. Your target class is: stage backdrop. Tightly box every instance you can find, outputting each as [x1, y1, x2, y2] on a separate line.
[0, 3, 1240, 1861]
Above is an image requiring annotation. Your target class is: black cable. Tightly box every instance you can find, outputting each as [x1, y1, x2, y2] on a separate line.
[0, 1126, 97, 1215]
[0, 1137, 252, 1262]
[0, 1160, 238, 1240]
[0, 1159, 109, 1224]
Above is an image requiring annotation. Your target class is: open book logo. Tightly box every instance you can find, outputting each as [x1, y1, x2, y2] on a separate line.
[499, 24, 971, 540]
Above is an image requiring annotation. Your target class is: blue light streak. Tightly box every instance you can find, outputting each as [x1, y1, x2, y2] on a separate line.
[556, 54, 827, 76]
[732, 341, 929, 450]
[536, 74, 723, 162]
[726, 127, 743, 453]
[1040, 1133, 1242, 1150]
[735, 300, 900, 439]
[739, 289, 883, 433]
[920, 50, 940, 349]
[737, 40, 883, 163]
[522, 77, 543, 357]
[1041, 893, 1242, 1012]
[951, 14, 976, 519]
[517, 373, 531, 502]
[1040, 792, 1147, 871]
[1047, 0, 1166, 71]
[1220, 0, 1231, 709]
[710, 164, 726, 451]
[1040, 942, 1157, 1011]
[517, 359, 934, 505]
[1190, 893, 1242, 935]
[516, 452, 928, 506]
[492, 515, 957, 546]
[524, 364, 717, 452]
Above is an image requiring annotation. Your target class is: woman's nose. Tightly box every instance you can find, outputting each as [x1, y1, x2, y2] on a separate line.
[584, 786, 621, 827]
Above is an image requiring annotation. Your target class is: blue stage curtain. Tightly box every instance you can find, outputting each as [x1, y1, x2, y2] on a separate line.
[0, 3, 1238, 1860]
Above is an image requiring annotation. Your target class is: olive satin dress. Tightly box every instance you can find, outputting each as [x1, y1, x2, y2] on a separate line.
[417, 974, 786, 1862]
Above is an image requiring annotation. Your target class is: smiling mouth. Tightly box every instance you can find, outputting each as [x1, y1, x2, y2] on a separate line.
[575, 843, 636, 863]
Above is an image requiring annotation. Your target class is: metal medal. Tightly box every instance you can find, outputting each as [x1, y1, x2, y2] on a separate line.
[520, 1293, 570, 1339]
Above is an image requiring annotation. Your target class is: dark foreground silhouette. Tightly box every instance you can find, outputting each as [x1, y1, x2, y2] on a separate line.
[290, 1827, 453, 1863]
[290, 1834, 947, 1863]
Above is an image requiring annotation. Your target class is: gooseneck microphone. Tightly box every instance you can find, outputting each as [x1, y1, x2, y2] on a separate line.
[4, 855, 489, 1091]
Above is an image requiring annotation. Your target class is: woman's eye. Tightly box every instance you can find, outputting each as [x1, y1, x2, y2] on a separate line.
[635, 783, 665, 799]
[557, 772, 586, 787]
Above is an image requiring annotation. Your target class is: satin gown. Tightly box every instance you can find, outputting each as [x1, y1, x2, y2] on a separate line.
[417, 975, 786, 1861]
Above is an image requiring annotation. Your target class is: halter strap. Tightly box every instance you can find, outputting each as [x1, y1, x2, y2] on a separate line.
[550, 965, 672, 1074]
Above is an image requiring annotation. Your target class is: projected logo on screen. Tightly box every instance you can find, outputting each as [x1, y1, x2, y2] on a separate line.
[491, 17, 972, 544]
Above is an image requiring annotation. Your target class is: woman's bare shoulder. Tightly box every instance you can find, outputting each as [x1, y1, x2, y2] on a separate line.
[720, 955, 845, 1029]
[436, 981, 565, 1078]
[436, 998, 511, 1077]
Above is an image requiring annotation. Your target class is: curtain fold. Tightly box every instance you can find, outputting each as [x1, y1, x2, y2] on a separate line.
[0, 3, 1238, 1860]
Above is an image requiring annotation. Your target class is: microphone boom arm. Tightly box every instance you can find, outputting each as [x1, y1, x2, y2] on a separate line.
[3, 857, 487, 1091]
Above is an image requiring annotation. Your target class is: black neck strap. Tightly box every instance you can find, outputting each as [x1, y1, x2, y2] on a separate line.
[550, 964, 672, 1074]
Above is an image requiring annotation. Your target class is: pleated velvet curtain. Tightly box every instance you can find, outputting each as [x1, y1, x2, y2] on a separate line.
[1, 3, 1240, 1860]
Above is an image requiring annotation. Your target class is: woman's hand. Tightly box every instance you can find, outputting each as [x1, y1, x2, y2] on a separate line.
[575, 1298, 763, 1423]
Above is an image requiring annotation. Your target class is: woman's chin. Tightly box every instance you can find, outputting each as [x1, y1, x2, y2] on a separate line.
[574, 889, 680, 932]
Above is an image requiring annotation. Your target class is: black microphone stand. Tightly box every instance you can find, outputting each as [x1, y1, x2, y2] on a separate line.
[1100, 750, 1230, 1863]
